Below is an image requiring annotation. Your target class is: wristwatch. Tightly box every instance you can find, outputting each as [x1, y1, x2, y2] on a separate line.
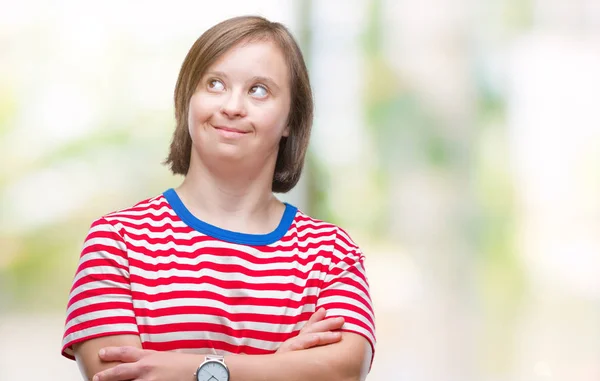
[194, 355, 230, 381]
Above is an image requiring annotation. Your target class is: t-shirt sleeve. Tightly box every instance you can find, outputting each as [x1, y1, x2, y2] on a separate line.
[316, 228, 376, 362]
[61, 217, 139, 360]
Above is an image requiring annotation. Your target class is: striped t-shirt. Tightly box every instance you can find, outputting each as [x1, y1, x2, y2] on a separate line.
[62, 189, 376, 360]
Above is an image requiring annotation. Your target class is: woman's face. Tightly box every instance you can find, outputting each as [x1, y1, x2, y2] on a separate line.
[187, 39, 291, 168]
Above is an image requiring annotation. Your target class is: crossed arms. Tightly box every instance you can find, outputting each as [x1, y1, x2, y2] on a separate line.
[74, 309, 372, 381]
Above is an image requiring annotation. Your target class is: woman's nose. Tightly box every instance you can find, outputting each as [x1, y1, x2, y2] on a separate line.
[220, 90, 247, 118]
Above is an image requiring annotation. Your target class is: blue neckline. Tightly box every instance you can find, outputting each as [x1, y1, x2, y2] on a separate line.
[162, 188, 297, 246]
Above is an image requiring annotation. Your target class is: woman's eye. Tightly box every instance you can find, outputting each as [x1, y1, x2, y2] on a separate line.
[208, 79, 225, 91]
[249, 85, 268, 98]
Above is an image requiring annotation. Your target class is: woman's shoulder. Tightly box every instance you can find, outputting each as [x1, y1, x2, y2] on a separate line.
[292, 208, 362, 254]
[91, 192, 173, 228]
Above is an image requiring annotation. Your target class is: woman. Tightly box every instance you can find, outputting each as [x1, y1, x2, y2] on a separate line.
[62, 15, 375, 381]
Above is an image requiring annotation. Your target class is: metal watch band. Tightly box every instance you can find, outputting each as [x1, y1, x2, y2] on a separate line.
[205, 354, 225, 363]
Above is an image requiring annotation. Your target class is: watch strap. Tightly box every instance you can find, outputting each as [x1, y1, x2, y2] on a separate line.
[205, 354, 225, 363]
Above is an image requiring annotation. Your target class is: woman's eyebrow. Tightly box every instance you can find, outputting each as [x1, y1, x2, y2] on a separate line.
[250, 76, 281, 92]
[204, 70, 229, 79]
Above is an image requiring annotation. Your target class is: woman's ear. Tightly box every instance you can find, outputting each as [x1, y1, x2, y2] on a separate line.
[282, 125, 290, 137]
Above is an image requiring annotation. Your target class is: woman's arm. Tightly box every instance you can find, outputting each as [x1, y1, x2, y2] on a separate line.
[226, 332, 372, 381]
[94, 331, 371, 381]
[74, 335, 143, 380]
[78, 309, 349, 381]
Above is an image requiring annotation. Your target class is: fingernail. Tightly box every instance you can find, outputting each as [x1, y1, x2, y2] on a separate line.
[93, 376, 99, 381]
[99, 349, 105, 357]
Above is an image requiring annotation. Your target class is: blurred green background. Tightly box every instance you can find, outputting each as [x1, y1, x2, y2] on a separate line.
[1, 0, 599, 380]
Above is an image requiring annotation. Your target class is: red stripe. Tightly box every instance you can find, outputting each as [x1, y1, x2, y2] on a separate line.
[318, 288, 372, 314]
[123, 231, 335, 253]
[321, 276, 370, 301]
[127, 254, 328, 274]
[64, 315, 137, 337]
[62, 330, 140, 360]
[85, 229, 125, 242]
[139, 322, 298, 342]
[129, 274, 322, 293]
[81, 244, 126, 259]
[107, 211, 182, 223]
[142, 339, 275, 355]
[317, 301, 375, 327]
[71, 273, 129, 293]
[66, 301, 133, 322]
[107, 199, 169, 214]
[336, 227, 359, 248]
[127, 259, 327, 280]
[131, 289, 318, 308]
[134, 305, 313, 325]
[76, 257, 128, 273]
[112, 219, 195, 234]
[67, 287, 131, 308]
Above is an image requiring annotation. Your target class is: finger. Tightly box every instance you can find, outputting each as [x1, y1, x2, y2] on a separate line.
[300, 308, 327, 334]
[93, 362, 139, 381]
[99, 346, 144, 363]
[289, 331, 342, 351]
[306, 308, 327, 325]
[301, 316, 345, 334]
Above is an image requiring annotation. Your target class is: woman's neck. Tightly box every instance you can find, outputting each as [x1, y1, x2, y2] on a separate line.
[175, 156, 285, 235]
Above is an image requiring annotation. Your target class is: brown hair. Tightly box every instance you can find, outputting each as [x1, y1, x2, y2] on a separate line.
[164, 15, 313, 193]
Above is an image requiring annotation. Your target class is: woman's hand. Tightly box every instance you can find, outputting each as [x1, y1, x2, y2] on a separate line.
[92, 346, 198, 381]
[276, 307, 345, 353]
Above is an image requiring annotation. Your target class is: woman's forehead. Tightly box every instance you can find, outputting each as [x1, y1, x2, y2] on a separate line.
[206, 40, 289, 84]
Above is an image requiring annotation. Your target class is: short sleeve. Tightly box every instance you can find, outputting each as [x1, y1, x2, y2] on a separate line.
[316, 228, 376, 361]
[61, 217, 139, 360]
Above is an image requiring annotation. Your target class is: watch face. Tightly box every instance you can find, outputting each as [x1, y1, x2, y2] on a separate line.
[196, 360, 229, 381]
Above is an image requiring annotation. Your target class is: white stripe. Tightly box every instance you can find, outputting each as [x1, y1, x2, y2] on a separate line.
[127, 250, 331, 272]
[72, 265, 129, 286]
[340, 323, 376, 345]
[106, 197, 166, 216]
[291, 222, 336, 234]
[318, 294, 375, 322]
[80, 238, 128, 264]
[64, 308, 136, 332]
[132, 281, 321, 301]
[66, 286, 134, 317]
[86, 221, 127, 242]
[82, 235, 126, 251]
[63, 323, 139, 348]
[105, 215, 185, 229]
[138, 313, 307, 334]
[294, 215, 331, 228]
[333, 241, 361, 260]
[323, 259, 363, 282]
[123, 231, 335, 252]
[140, 331, 280, 351]
[323, 308, 375, 332]
[128, 266, 323, 286]
[133, 297, 311, 317]
[112, 227, 203, 240]
[324, 263, 370, 288]
[108, 205, 175, 218]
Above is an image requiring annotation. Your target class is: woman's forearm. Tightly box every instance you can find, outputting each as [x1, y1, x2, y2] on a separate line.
[223, 332, 370, 381]
[87, 332, 371, 381]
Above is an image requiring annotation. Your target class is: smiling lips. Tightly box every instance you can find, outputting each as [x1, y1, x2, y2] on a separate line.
[213, 125, 249, 138]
